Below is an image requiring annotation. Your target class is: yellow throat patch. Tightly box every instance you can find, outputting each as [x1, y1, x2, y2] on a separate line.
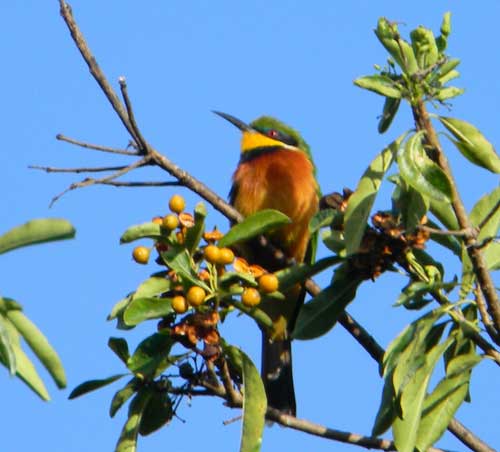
[240, 130, 297, 154]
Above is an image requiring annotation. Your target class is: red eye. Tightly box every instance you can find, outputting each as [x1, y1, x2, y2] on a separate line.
[268, 129, 278, 138]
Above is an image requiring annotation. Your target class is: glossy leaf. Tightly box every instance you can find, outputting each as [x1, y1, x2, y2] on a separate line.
[6, 309, 66, 388]
[485, 242, 500, 271]
[398, 131, 452, 202]
[372, 369, 397, 436]
[123, 297, 173, 327]
[392, 337, 453, 452]
[275, 256, 341, 291]
[1, 317, 49, 400]
[110, 378, 138, 418]
[139, 391, 173, 436]
[160, 246, 210, 291]
[120, 222, 163, 244]
[226, 347, 267, 452]
[439, 116, 500, 173]
[378, 97, 401, 134]
[69, 374, 126, 399]
[429, 199, 459, 231]
[133, 276, 171, 300]
[410, 26, 438, 69]
[293, 264, 361, 340]
[345, 134, 405, 255]
[354, 75, 402, 98]
[425, 219, 461, 256]
[435, 87, 464, 102]
[397, 185, 429, 233]
[218, 209, 291, 248]
[0, 218, 75, 255]
[108, 338, 130, 364]
[115, 388, 152, 452]
[415, 353, 481, 451]
[184, 202, 207, 254]
[309, 209, 336, 234]
[0, 313, 16, 374]
[374, 18, 418, 75]
[438, 58, 460, 82]
[127, 333, 174, 379]
[108, 295, 133, 322]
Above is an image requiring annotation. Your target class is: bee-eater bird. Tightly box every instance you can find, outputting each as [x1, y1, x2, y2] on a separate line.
[214, 111, 319, 415]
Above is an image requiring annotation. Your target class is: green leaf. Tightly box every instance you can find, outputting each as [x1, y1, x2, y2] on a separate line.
[139, 391, 173, 436]
[1, 318, 49, 400]
[0, 218, 75, 255]
[439, 116, 500, 173]
[120, 222, 163, 244]
[6, 309, 66, 388]
[127, 333, 174, 379]
[374, 18, 418, 75]
[224, 347, 267, 452]
[218, 209, 291, 248]
[275, 256, 341, 291]
[134, 276, 172, 300]
[0, 314, 16, 374]
[293, 264, 361, 340]
[345, 133, 405, 255]
[435, 87, 464, 102]
[372, 369, 397, 436]
[123, 298, 174, 327]
[108, 338, 130, 364]
[68, 374, 127, 399]
[354, 75, 402, 98]
[378, 97, 401, 134]
[160, 246, 210, 291]
[115, 388, 153, 452]
[425, 219, 461, 256]
[110, 378, 138, 418]
[309, 209, 336, 234]
[429, 199, 459, 231]
[396, 185, 429, 233]
[438, 58, 460, 82]
[219, 271, 258, 288]
[108, 295, 133, 322]
[415, 353, 481, 451]
[184, 202, 207, 254]
[392, 336, 453, 452]
[485, 242, 500, 271]
[398, 131, 452, 202]
[410, 26, 438, 69]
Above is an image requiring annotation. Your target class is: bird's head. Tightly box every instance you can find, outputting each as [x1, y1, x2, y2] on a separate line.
[213, 111, 312, 160]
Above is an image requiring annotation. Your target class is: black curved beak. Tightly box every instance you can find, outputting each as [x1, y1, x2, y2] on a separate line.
[212, 111, 253, 132]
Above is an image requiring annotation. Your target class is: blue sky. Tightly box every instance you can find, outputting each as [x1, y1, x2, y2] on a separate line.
[2, 2, 499, 451]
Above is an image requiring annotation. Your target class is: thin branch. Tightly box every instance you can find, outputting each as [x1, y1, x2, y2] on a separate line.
[412, 100, 500, 334]
[119, 77, 148, 152]
[56, 134, 139, 156]
[447, 418, 496, 452]
[29, 164, 128, 174]
[95, 180, 182, 187]
[477, 199, 500, 232]
[418, 224, 476, 238]
[218, 359, 241, 407]
[475, 286, 500, 346]
[49, 157, 149, 206]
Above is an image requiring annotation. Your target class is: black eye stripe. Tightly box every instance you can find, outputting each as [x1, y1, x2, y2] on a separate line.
[255, 127, 298, 147]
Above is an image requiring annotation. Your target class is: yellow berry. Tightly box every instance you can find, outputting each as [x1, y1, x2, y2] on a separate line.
[172, 295, 189, 314]
[258, 273, 279, 293]
[132, 246, 150, 264]
[241, 287, 261, 307]
[162, 214, 179, 230]
[169, 194, 186, 214]
[216, 247, 235, 265]
[204, 245, 221, 264]
[186, 286, 206, 307]
[152, 216, 163, 225]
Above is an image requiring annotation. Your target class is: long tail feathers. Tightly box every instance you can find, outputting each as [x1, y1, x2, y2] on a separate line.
[261, 333, 296, 416]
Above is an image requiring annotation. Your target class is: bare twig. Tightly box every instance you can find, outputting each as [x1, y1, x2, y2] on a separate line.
[475, 286, 500, 346]
[218, 359, 241, 407]
[93, 180, 182, 187]
[49, 156, 149, 206]
[418, 224, 477, 238]
[56, 134, 139, 156]
[119, 77, 148, 151]
[29, 164, 128, 174]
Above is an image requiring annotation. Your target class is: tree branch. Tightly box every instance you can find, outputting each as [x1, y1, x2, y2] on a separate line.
[412, 100, 500, 334]
[56, 134, 139, 156]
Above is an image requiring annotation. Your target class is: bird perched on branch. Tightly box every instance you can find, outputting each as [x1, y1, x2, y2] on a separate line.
[214, 111, 319, 415]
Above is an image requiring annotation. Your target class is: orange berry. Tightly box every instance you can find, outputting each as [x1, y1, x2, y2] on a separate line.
[172, 295, 189, 314]
[203, 227, 224, 243]
[216, 247, 235, 265]
[186, 286, 206, 307]
[204, 245, 221, 264]
[241, 287, 261, 307]
[162, 214, 179, 230]
[258, 273, 279, 293]
[176, 231, 185, 245]
[132, 246, 150, 264]
[169, 194, 186, 214]
[152, 216, 163, 225]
